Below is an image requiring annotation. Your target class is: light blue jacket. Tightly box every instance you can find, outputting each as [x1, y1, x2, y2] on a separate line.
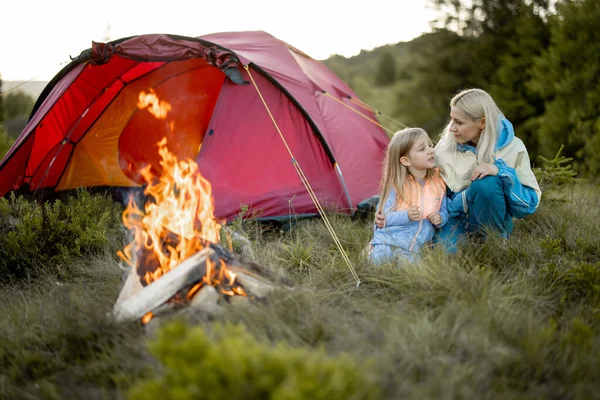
[370, 184, 449, 264]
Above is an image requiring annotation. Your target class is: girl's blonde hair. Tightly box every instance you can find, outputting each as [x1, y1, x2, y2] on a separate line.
[377, 128, 443, 214]
[438, 88, 503, 164]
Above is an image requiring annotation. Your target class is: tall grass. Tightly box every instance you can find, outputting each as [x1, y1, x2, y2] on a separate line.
[0, 184, 598, 399]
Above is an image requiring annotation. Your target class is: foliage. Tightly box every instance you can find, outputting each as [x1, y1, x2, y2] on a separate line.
[0, 125, 14, 159]
[490, 3, 550, 155]
[533, 145, 585, 194]
[3, 89, 35, 120]
[393, 30, 483, 136]
[375, 48, 397, 86]
[0, 190, 125, 283]
[128, 321, 380, 400]
[529, 0, 600, 175]
[429, 0, 551, 38]
[0, 73, 4, 126]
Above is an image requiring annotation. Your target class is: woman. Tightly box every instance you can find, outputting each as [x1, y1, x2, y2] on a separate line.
[376, 88, 541, 252]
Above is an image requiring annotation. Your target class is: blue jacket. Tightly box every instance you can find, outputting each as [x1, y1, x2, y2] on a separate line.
[437, 117, 542, 219]
[370, 183, 449, 263]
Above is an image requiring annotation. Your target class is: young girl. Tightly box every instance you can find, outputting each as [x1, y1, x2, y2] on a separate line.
[369, 128, 449, 264]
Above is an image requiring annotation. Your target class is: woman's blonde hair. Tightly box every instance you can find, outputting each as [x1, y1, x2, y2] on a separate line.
[377, 127, 442, 214]
[438, 88, 503, 164]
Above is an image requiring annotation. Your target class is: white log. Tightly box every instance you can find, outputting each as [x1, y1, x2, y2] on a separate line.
[115, 265, 144, 305]
[228, 266, 274, 298]
[113, 247, 215, 322]
[189, 285, 222, 315]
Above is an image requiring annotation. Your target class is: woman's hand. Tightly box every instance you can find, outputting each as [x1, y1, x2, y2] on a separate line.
[471, 163, 498, 181]
[375, 212, 386, 228]
[427, 212, 442, 227]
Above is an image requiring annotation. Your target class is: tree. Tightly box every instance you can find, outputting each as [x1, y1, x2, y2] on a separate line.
[490, 4, 551, 160]
[4, 90, 35, 120]
[430, 0, 551, 37]
[0, 126, 14, 158]
[375, 49, 397, 86]
[393, 30, 484, 136]
[430, 0, 552, 82]
[0, 73, 4, 126]
[428, 0, 553, 162]
[530, 0, 600, 176]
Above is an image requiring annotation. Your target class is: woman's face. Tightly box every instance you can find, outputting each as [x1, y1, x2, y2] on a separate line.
[449, 106, 484, 145]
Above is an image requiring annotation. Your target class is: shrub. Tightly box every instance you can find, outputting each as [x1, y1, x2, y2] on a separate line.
[0, 190, 125, 283]
[0, 125, 14, 158]
[539, 261, 600, 305]
[128, 321, 380, 400]
[533, 145, 585, 198]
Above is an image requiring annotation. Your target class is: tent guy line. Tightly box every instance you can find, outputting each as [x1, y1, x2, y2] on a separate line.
[245, 64, 360, 286]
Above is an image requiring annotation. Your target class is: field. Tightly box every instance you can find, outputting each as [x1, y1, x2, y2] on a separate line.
[0, 184, 599, 399]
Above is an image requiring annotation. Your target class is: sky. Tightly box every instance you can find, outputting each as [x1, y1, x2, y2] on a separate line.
[0, 0, 437, 82]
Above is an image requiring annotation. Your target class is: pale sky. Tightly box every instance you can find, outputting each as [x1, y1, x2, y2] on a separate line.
[1, 0, 437, 82]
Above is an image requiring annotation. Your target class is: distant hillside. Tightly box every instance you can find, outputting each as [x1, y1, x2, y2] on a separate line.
[323, 40, 413, 84]
[321, 30, 471, 136]
[2, 81, 48, 102]
[322, 30, 456, 89]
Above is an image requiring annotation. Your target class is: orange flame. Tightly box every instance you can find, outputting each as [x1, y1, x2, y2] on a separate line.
[142, 312, 153, 324]
[119, 136, 222, 283]
[118, 90, 246, 323]
[137, 89, 172, 119]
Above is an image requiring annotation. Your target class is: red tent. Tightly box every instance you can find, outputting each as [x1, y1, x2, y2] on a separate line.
[0, 32, 389, 221]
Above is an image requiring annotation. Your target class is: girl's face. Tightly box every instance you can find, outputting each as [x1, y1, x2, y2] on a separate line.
[402, 134, 435, 173]
[449, 106, 484, 145]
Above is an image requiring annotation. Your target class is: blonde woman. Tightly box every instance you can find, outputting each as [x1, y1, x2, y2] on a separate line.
[376, 88, 541, 253]
[369, 128, 448, 264]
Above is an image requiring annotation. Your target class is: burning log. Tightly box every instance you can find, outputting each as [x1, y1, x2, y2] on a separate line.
[114, 248, 214, 322]
[112, 91, 278, 326]
[113, 244, 276, 323]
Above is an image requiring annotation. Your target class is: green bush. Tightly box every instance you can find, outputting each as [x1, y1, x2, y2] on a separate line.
[0, 125, 14, 159]
[128, 321, 380, 400]
[539, 261, 600, 305]
[0, 190, 125, 283]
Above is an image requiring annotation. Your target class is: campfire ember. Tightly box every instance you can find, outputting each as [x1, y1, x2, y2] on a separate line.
[113, 90, 274, 324]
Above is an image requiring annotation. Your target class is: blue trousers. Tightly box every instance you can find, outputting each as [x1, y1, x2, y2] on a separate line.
[435, 176, 512, 253]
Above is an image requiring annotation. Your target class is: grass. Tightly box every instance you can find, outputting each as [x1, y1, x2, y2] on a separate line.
[0, 183, 599, 399]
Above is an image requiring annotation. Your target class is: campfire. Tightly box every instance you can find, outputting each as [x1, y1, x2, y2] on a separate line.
[113, 90, 273, 324]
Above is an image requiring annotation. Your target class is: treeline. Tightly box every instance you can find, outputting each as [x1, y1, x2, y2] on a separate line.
[324, 0, 600, 178]
[0, 77, 36, 157]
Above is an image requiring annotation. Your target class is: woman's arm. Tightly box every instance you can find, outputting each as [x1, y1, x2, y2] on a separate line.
[447, 189, 469, 217]
[495, 155, 541, 218]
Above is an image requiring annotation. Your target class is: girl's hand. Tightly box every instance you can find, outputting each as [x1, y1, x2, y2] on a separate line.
[471, 163, 498, 181]
[408, 205, 420, 221]
[375, 212, 386, 228]
[427, 212, 442, 227]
